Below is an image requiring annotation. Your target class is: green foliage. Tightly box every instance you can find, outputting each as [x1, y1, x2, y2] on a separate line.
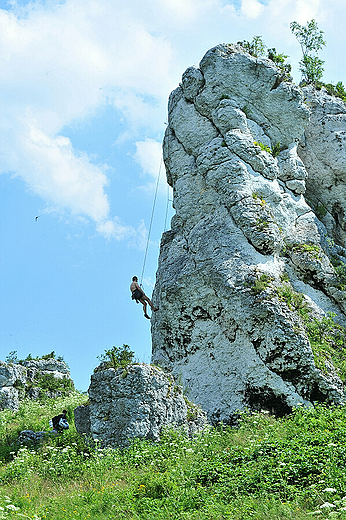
[4, 351, 66, 366]
[302, 312, 346, 381]
[330, 255, 346, 290]
[252, 192, 266, 206]
[290, 19, 326, 84]
[237, 36, 266, 57]
[255, 217, 269, 231]
[254, 140, 272, 154]
[276, 283, 307, 312]
[33, 373, 74, 395]
[241, 104, 250, 117]
[4, 399, 346, 518]
[254, 141, 281, 158]
[271, 141, 281, 158]
[5, 351, 19, 364]
[317, 81, 346, 103]
[183, 396, 201, 422]
[248, 273, 274, 295]
[286, 243, 322, 261]
[97, 344, 135, 370]
[314, 202, 328, 220]
[267, 48, 292, 80]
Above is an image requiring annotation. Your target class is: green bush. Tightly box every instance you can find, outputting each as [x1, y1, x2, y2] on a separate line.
[97, 344, 135, 370]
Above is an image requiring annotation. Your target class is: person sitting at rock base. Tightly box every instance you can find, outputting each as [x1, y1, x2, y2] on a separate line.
[50, 409, 69, 434]
[130, 276, 158, 319]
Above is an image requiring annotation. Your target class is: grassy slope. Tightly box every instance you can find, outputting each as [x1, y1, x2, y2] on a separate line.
[1, 394, 346, 519]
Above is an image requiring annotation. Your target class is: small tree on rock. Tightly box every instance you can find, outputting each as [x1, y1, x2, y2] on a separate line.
[290, 19, 326, 84]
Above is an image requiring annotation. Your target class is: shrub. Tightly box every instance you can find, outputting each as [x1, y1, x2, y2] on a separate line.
[97, 344, 135, 370]
[254, 141, 272, 154]
[237, 36, 266, 57]
[267, 49, 292, 81]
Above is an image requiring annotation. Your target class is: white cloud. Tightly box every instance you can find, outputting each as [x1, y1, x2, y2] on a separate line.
[1, 0, 345, 239]
[0, 0, 176, 234]
[240, 0, 264, 18]
[96, 216, 148, 250]
[133, 138, 171, 196]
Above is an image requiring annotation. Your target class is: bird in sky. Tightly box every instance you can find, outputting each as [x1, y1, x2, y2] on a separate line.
[35, 216, 41, 221]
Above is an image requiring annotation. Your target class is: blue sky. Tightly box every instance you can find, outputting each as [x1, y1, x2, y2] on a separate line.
[1, 0, 346, 391]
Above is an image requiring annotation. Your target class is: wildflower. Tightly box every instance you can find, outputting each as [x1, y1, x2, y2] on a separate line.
[6, 504, 20, 511]
[320, 502, 336, 509]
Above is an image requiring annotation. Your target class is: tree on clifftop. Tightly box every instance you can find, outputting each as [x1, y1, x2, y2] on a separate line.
[290, 19, 326, 85]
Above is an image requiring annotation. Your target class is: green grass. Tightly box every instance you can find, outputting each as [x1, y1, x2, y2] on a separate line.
[3, 396, 346, 519]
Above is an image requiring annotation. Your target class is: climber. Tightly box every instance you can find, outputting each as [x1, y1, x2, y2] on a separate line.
[130, 276, 158, 320]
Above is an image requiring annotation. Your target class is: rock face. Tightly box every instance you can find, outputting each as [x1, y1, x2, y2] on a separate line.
[0, 358, 73, 411]
[74, 363, 207, 448]
[299, 86, 346, 249]
[151, 44, 346, 423]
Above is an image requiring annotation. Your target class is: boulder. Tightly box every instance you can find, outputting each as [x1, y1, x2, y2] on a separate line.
[74, 363, 208, 448]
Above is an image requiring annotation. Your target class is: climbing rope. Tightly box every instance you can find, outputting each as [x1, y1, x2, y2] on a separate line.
[164, 183, 171, 232]
[140, 156, 163, 286]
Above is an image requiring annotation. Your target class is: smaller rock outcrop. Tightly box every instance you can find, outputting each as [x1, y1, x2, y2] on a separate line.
[0, 357, 74, 411]
[17, 430, 47, 445]
[74, 363, 207, 448]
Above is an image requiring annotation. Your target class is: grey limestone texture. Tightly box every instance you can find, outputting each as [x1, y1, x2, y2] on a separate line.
[0, 358, 73, 411]
[151, 44, 346, 423]
[74, 363, 207, 448]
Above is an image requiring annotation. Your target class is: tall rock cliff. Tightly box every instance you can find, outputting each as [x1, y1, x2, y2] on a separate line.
[151, 44, 346, 423]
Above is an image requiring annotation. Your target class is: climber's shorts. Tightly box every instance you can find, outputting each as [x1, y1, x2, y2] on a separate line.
[132, 289, 144, 303]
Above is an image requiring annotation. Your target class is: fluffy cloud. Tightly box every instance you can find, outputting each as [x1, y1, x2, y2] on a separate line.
[0, 0, 176, 233]
[1, 0, 345, 239]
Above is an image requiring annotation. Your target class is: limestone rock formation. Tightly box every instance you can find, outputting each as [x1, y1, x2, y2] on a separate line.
[0, 357, 73, 411]
[299, 86, 346, 249]
[74, 363, 207, 448]
[151, 44, 346, 423]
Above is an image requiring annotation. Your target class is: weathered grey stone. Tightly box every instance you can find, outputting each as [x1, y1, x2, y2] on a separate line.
[151, 44, 346, 424]
[298, 86, 346, 248]
[0, 387, 20, 411]
[0, 358, 73, 410]
[75, 363, 208, 448]
[18, 430, 47, 445]
[74, 404, 91, 437]
[0, 362, 27, 387]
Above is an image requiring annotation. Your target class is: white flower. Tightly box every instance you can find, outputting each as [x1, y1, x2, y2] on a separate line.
[323, 488, 337, 493]
[6, 504, 20, 511]
[320, 502, 336, 509]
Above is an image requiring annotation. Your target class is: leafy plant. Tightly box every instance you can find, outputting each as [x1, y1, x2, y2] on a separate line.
[97, 344, 135, 370]
[34, 373, 74, 395]
[255, 217, 269, 231]
[248, 273, 274, 295]
[290, 19, 326, 84]
[330, 255, 346, 290]
[267, 48, 292, 81]
[254, 141, 272, 154]
[271, 141, 281, 158]
[237, 36, 266, 57]
[276, 283, 306, 312]
[302, 312, 346, 380]
[286, 243, 322, 260]
[5, 351, 19, 364]
[317, 80, 346, 102]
